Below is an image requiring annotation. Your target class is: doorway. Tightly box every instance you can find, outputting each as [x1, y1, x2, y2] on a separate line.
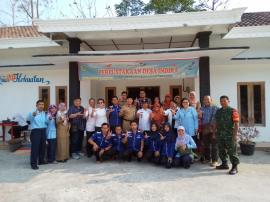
[126, 86, 160, 102]
[105, 87, 116, 106]
[170, 85, 182, 100]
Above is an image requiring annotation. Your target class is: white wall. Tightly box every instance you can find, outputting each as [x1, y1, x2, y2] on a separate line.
[0, 68, 69, 122]
[210, 62, 270, 142]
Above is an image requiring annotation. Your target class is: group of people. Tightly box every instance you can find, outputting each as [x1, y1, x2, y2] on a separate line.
[27, 90, 240, 175]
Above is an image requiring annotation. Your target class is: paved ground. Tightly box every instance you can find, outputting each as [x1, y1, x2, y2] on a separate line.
[0, 150, 270, 202]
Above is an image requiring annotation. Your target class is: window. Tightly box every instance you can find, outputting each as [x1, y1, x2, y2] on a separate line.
[237, 82, 265, 126]
[39, 86, 50, 111]
[56, 86, 67, 105]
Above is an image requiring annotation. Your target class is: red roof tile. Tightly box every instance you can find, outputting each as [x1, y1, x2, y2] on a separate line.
[0, 26, 42, 39]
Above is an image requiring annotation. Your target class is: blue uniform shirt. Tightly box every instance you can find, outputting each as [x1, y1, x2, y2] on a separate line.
[146, 131, 161, 152]
[27, 111, 48, 129]
[47, 117, 56, 139]
[127, 131, 144, 152]
[111, 133, 126, 152]
[91, 132, 112, 149]
[108, 105, 122, 126]
[161, 131, 176, 158]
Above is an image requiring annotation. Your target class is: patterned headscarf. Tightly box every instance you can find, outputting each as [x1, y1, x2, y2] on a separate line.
[48, 104, 57, 118]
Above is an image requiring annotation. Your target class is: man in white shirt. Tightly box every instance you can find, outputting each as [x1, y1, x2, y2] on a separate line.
[95, 98, 108, 132]
[137, 100, 152, 134]
[85, 98, 96, 157]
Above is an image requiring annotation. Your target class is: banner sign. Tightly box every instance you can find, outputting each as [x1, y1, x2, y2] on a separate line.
[0, 73, 50, 85]
[79, 59, 199, 80]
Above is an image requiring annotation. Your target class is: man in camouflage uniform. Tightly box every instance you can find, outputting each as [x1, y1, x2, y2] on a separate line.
[214, 95, 240, 175]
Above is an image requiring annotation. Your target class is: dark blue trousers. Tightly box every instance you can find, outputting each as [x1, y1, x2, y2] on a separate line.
[70, 128, 84, 154]
[47, 138, 57, 163]
[174, 154, 192, 168]
[30, 128, 46, 167]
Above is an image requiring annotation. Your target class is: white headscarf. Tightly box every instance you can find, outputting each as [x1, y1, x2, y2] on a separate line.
[176, 126, 189, 146]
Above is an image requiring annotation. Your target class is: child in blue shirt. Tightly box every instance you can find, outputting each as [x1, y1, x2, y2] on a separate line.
[47, 105, 57, 163]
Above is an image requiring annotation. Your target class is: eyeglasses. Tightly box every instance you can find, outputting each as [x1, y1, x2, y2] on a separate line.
[98, 102, 103, 104]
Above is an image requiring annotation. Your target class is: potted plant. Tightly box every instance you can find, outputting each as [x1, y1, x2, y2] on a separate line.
[237, 118, 259, 156]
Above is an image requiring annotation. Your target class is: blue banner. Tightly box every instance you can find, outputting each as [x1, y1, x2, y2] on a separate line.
[79, 59, 199, 80]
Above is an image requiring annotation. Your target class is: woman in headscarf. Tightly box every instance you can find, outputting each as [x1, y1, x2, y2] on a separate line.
[163, 93, 172, 110]
[144, 123, 161, 164]
[151, 104, 165, 129]
[47, 104, 57, 163]
[160, 123, 176, 169]
[174, 95, 181, 108]
[152, 97, 161, 108]
[56, 103, 70, 162]
[174, 126, 197, 169]
[188, 91, 201, 112]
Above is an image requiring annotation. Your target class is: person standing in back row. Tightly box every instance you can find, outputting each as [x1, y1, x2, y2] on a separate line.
[68, 97, 86, 160]
[119, 97, 136, 132]
[214, 95, 240, 175]
[27, 100, 48, 170]
[108, 96, 122, 133]
[85, 98, 96, 158]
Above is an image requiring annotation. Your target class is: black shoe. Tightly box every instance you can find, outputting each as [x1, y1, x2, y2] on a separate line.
[229, 165, 238, 175]
[31, 165, 39, 170]
[216, 162, 229, 170]
[165, 160, 172, 169]
[137, 157, 142, 162]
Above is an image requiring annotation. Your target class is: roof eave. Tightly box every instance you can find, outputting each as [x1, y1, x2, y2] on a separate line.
[33, 8, 247, 33]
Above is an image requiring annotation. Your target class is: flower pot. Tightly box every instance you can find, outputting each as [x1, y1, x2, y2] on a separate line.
[239, 141, 256, 156]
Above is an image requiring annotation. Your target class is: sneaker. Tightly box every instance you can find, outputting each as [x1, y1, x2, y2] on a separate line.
[72, 153, 80, 160]
[210, 161, 218, 167]
[216, 163, 229, 170]
[77, 152, 84, 157]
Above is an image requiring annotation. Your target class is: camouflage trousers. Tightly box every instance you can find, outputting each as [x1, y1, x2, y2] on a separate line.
[217, 135, 240, 165]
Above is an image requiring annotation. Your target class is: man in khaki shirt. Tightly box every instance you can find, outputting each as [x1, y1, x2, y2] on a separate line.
[119, 97, 137, 132]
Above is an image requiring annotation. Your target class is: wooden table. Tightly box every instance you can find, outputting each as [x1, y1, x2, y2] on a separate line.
[0, 122, 17, 142]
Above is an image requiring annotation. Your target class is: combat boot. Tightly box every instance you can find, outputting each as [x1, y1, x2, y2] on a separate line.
[229, 164, 238, 175]
[216, 161, 229, 170]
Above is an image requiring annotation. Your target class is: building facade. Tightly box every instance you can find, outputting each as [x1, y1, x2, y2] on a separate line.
[0, 8, 269, 141]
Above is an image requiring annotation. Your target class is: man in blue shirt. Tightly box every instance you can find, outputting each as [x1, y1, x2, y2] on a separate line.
[88, 123, 113, 163]
[108, 96, 122, 133]
[123, 121, 144, 162]
[200, 95, 219, 167]
[27, 100, 48, 170]
[111, 125, 126, 160]
[68, 97, 86, 160]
